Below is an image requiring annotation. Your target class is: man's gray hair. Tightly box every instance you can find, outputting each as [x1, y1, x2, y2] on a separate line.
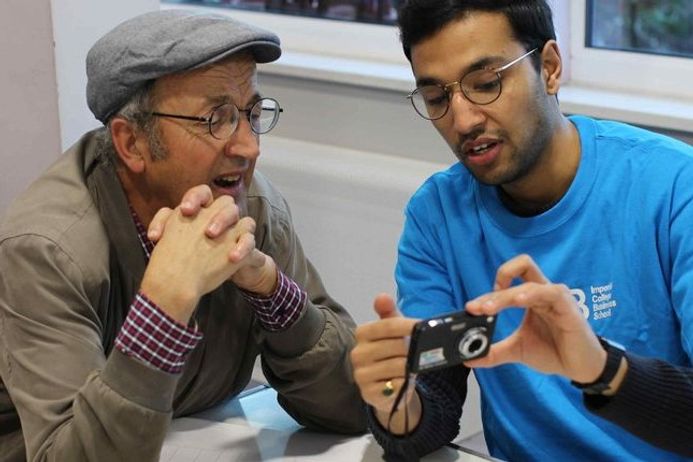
[97, 80, 167, 163]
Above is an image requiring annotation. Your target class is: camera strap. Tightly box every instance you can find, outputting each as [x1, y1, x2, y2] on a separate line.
[386, 371, 416, 435]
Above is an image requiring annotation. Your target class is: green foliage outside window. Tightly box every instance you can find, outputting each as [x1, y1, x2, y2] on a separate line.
[589, 0, 692, 57]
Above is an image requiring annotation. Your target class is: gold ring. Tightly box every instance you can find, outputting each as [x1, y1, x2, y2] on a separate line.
[382, 380, 395, 397]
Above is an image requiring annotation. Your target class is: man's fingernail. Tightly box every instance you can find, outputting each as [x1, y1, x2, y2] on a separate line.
[207, 223, 219, 234]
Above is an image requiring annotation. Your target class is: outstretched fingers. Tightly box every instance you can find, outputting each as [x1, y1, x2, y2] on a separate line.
[493, 254, 550, 290]
[467, 282, 575, 320]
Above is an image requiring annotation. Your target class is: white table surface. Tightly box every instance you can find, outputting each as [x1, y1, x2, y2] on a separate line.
[161, 385, 493, 462]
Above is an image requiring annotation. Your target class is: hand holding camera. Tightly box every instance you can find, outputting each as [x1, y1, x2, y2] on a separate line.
[351, 293, 496, 436]
[350, 294, 422, 434]
[464, 254, 608, 386]
[352, 254, 620, 439]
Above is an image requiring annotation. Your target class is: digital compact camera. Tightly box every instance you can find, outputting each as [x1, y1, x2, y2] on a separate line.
[407, 311, 496, 374]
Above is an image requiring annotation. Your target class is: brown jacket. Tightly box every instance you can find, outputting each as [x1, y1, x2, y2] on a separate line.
[0, 131, 366, 461]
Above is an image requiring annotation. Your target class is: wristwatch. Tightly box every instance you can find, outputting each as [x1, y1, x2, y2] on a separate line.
[571, 336, 625, 395]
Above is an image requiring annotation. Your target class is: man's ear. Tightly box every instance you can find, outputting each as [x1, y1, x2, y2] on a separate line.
[110, 117, 147, 173]
[540, 40, 562, 96]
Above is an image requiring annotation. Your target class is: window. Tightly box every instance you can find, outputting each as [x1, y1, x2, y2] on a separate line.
[163, 0, 693, 131]
[587, 0, 692, 58]
[164, 0, 397, 24]
[162, 1, 406, 64]
[569, 0, 692, 100]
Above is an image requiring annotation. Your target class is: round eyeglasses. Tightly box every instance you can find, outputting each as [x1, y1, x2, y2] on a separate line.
[151, 97, 283, 139]
[407, 48, 537, 120]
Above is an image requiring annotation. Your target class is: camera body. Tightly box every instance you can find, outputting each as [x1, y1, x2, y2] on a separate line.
[407, 310, 496, 374]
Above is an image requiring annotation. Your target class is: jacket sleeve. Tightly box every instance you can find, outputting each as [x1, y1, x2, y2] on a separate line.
[0, 235, 178, 461]
[584, 352, 693, 457]
[368, 367, 469, 460]
[252, 193, 367, 434]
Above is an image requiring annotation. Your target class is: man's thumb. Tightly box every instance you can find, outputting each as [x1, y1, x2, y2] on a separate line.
[373, 293, 401, 319]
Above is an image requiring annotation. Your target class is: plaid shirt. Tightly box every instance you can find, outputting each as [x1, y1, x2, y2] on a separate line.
[114, 208, 306, 374]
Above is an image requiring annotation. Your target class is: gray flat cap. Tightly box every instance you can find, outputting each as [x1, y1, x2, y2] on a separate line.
[86, 9, 281, 123]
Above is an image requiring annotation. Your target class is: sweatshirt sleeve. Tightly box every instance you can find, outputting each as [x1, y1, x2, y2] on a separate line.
[368, 367, 469, 460]
[584, 352, 693, 457]
[0, 235, 179, 461]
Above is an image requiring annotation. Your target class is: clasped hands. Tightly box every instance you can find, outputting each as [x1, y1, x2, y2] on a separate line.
[139, 185, 277, 324]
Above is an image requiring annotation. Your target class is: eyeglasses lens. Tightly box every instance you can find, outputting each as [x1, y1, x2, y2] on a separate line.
[411, 70, 502, 121]
[209, 104, 238, 140]
[462, 70, 502, 105]
[255, 99, 280, 134]
[208, 99, 281, 138]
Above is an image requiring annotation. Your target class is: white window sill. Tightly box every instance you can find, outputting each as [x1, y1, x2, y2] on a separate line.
[264, 51, 693, 134]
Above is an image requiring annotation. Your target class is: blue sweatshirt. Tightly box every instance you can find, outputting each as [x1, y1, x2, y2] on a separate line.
[395, 116, 693, 461]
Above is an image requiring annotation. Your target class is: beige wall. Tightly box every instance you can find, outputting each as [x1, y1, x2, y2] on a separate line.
[0, 0, 159, 218]
[0, 0, 61, 217]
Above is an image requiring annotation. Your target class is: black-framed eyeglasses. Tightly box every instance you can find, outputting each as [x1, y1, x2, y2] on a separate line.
[407, 48, 538, 120]
[150, 97, 283, 139]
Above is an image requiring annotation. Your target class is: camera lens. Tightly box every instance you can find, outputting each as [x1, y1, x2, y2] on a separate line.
[458, 327, 489, 359]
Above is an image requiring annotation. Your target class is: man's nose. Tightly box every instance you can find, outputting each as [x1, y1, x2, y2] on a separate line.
[448, 90, 486, 136]
[224, 117, 260, 161]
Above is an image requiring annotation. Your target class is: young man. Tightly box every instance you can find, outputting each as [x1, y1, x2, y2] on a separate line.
[0, 10, 365, 461]
[350, 1, 693, 461]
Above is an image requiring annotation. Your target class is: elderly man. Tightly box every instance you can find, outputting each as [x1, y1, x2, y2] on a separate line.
[0, 9, 365, 461]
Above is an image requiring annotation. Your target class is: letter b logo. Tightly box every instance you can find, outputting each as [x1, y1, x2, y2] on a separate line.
[570, 288, 590, 319]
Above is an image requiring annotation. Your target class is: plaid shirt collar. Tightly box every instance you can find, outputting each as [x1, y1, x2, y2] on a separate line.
[129, 205, 155, 259]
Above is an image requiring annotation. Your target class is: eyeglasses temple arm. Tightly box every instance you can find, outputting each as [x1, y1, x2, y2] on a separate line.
[495, 48, 538, 72]
[150, 112, 208, 122]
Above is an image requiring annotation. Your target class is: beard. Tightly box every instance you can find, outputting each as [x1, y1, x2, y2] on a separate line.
[484, 122, 551, 186]
[457, 97, 555, 187]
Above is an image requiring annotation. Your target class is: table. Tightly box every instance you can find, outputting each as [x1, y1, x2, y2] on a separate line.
[161, 385, 494, 461]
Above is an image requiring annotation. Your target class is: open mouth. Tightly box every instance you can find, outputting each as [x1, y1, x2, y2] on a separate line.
[213, 174, 242, 189]
[467, 141, 499, 157]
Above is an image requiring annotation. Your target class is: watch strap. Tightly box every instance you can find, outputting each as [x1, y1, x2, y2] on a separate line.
[571, 336, 625, 395]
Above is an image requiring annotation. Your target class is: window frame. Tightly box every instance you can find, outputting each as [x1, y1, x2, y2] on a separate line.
[163, 3, 408, 65]
[570, 0, 692, 99]
[167, 0, 693, 97]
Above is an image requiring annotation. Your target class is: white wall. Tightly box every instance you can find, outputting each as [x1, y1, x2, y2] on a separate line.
[259, 135, 484, 440]
[51, 0, 160, 150]
[259, 137, 447, 324]
[0, 0, 158, 218]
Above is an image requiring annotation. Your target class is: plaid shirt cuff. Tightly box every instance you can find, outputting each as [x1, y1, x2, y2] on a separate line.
[241, 271, 307, 332]
[114, 292, 203, 374]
